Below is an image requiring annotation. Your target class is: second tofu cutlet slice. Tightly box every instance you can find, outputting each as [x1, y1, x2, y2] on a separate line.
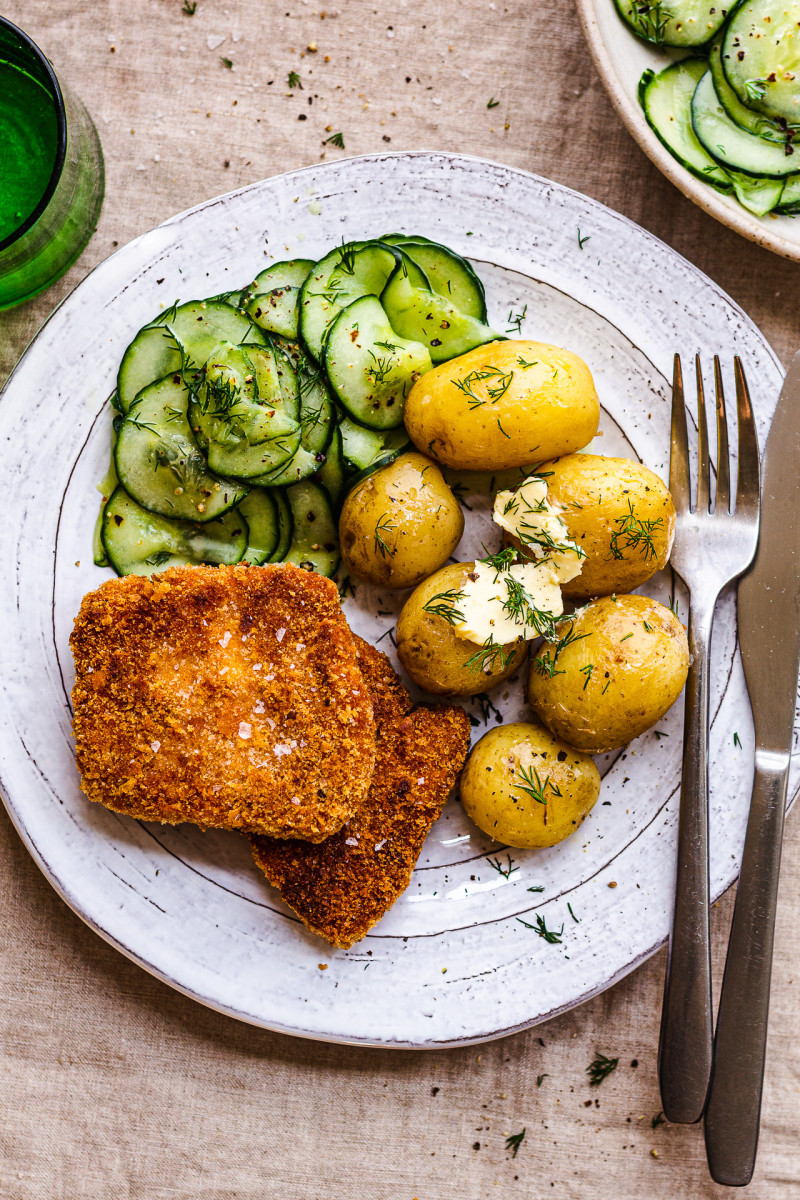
[70, 563, 376, 841]
[249, 638, 471, 948]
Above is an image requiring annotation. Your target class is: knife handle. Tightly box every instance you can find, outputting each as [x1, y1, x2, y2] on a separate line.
[704, 751, 789, 1186]
[658, 600, 715, 1124]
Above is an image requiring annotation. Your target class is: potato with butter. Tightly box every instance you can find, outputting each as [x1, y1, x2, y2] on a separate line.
[404, 341, 600, 471]
[396, 563, 527, 696]
[339, 452, 464, 588]
[460, 721, 600, 849]
[528, 594, 689, 753]
[521, 454, 676, 600]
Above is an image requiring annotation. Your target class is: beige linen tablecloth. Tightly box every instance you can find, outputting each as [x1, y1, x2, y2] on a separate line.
[2, 3, 799, 1197]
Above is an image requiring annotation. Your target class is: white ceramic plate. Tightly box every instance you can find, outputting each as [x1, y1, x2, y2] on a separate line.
[0, 152, 796, 1048]
[575, 0, 800, 263]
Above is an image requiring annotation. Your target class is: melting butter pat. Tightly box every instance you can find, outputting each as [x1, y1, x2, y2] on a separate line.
[493, 475, 584, 584]
[454, 560, 564, 646]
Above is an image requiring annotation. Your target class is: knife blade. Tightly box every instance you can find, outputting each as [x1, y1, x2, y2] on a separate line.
[704, 350, 800, 1186]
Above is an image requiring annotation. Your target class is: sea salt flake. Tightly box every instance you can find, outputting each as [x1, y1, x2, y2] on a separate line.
[291, 796, 301, 805]
[274, 743, 292, 757]
[374, 839, 387, 851]
[253, 701, 265, 714]
[238, 722, 252, 739]
[150, 741, 161, 753]
[275, 627, 286, 642]
[253, 663, 262, 671]
[207, 33, 226, 49]
[219, 631, 232, 648]
[345, 837, 359, 847]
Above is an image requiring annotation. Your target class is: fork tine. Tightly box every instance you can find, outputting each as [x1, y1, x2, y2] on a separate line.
[696, 356, 711, 514]
[714, 356, 731, 514]
[734, 357, 760, 516]
[670, 354, 691, 512]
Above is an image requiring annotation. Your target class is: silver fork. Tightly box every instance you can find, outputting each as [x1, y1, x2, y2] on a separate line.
[658, 355, 761, 1124]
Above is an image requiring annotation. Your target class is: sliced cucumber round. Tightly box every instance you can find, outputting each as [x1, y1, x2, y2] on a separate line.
[283, 480, 340, 577]
[190, 343, 301, 480]
[344, 450, 405, 494]
[315, 424, 347, 509]
[238, 488, 280, 564]
[102, 486, 248, 577]
[299, 241, 398, 361]
[382, 236, 488, 321]
[117, 320, 182, 414]
[243, 258, 315, 338]
[777, 172, 800, 211]
[728, 170, 786, 214]
[640, 62, 733, 192]
[709, 36, 791, 146]
[115, 375, 247, 522]
[380, 265, 501, 363]
[297, 363, 335, 455]
[692, 68, 800, 177]
[323, 295, 431, 430]
[339, 414, 410, 472]
[269, 489, 294, 561]
[614, 0, 728, 47]
[722, 0, 800, 126]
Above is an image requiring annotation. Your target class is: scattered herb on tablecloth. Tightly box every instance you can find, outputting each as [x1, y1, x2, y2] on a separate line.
[220, 57, 233, 69]
[487, 97, 500, 109]
[323, 131, 345, 149]
[536, 1074, 548, 1087]
[505, 1128, 526, 1157]
[652, 1110, 666, 1129]
[288, 70, 302, 89]
[587, 1053, 618, 1086]
[181, 0, 197, 13]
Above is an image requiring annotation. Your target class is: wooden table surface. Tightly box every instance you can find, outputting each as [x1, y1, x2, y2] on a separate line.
[2, 3, 798, 1198]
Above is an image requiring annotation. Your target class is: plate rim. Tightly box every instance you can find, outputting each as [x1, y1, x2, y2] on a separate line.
[574, 0, 800, 264]
[0, 150, 789, 1048]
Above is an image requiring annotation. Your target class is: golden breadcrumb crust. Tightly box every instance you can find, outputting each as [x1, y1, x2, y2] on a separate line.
[249, 637, 471, 948]
[70, 563, 375, 840]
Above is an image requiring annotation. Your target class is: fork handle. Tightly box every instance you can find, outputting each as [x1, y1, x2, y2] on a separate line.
[658, 597, 716, 1124]
[703, 751, 789, 1186]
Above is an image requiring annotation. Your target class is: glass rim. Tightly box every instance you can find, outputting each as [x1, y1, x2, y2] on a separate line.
[0, 16, 68, 254]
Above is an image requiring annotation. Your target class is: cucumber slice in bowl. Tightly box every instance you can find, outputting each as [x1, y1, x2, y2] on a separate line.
[722, 0, 800, 126]
[639, 61, 734, 192]
[246, 361, 334, 486]
[299, 241, 399, 361]
[115, 375, 248, 522]
[243, 258, 315, 338]
[614, 0, 728, 47]
[315, 424, 346, 509]
[117, 321, 182, 414]
[380, 265, 501, 363]
[778, 173, 800, 212]
[283, 480, 340, 577]
[238, 488, 280, 564]
[380, 235, 488, 321]
[728, 171, 786, 215]
[692, 69, 800, 177]
[102, 487, 248, 577]
[324, 295, 431, 430]
[189, 343, 301, 480]
[709, 36, 791, 146]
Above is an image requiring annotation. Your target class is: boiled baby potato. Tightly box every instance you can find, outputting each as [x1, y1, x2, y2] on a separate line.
[460, 721, 600, 849]
[396, 562, 527, 696]
[339, 452, 464, 588]
[528, 594, 689, 753]
[404, 340, 600, 471]
[531, 454, 676, 600]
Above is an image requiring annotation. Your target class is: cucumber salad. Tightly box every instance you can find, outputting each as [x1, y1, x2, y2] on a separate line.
[96, 235, 500, 579]
[615, 0, 800, 217]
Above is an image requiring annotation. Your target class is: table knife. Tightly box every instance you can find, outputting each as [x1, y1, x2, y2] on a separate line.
[704, 350, 800, 1186]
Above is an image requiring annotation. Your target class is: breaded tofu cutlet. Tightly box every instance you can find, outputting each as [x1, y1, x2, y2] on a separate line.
[70, 563, 376, 841]
[249, 638, 471, 948]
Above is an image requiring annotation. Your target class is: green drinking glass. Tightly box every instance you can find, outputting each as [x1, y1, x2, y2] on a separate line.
[0, 16, 104, 310]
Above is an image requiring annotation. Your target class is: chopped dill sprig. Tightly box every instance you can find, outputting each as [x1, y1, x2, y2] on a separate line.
[288, 70, 302, 89]
[580, 663, 594, 690]
[506, 304, 527, 334]
[452, 365, 514, 409]
[374, 512, 397, 558]
[608, 499, 663, 562]
[587, 1053, 618, 1086]
[501, 576, 559, 639]
[487, 97, 500, 109]
[517, 913, 564, 944]
[487, 853, 519, 880]
[463, 636, 518, 677]
[517, 355, 539, 369]
[532, 621, 588, 678]
[181, 0, 197, 13]
[567, 902, 579, 923]
[577, 227, 591, 250]
[512, 762, 562, 807]
[422, 588, 466, 626]
[365, 348, 395, 385]
[324, 131, 346, 149]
